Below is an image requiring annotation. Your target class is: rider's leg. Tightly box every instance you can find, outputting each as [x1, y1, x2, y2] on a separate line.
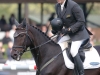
[70, 40, 85, 75]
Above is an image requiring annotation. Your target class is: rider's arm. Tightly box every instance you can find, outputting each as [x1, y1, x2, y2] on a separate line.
[69, 4, 85, 33]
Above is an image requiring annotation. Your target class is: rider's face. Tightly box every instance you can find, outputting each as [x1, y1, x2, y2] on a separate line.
[56, 0, 65, 4]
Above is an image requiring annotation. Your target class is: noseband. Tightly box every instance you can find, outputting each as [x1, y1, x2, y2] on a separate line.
[13, 31, 32, 55]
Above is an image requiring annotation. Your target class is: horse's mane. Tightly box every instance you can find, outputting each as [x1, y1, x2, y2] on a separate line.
[31, 25, 56, 44]
[16, 24, 57, 44]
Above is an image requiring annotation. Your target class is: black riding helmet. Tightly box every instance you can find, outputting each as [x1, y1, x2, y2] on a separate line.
[50, 18, 63, 31]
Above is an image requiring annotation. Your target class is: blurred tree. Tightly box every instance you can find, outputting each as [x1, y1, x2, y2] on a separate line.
[87, 3, 100, 14]
[0, 4, 17, 23]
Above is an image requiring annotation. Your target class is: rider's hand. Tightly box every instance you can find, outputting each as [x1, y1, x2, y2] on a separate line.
[51, 30, 58, 34]
[61, 28, 71, 34]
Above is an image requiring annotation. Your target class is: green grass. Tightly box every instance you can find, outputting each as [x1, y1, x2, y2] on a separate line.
[3, 44, 8, 59]
[21, 51, 33, 59]
[94, 41, 100, 46]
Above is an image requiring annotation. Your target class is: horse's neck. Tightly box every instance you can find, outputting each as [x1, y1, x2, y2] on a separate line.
[31, 45, 60, 70]
[30, 27, 48, 46]
[30, 26, 60, 68]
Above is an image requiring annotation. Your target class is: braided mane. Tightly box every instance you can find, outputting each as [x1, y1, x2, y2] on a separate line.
[16, 24, 56, 44]
[31, 25, 56, 44]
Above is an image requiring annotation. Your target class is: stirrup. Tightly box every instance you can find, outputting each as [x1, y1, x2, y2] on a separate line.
[79, 70, 84, 75]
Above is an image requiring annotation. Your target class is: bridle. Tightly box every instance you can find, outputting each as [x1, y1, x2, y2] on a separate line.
[12, 25, 55, 57]
[12, 24, 57, 73]
[12, 24, 65, 74]
[12, 25, 33, 56]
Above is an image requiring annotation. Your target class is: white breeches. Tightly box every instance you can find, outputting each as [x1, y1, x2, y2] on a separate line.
[70, 40, 84, 57]
[57, 35, 85, 57]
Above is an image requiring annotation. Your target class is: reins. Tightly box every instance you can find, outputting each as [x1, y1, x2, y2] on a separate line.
[40, 47, 67, 71]
[25, 32, 67, 72]
[25, 31, 67, 72]
[26, 34, 58, 52]
[13, 25, 65, 73]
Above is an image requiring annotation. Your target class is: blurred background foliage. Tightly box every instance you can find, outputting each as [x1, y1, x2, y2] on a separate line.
[0, 3, 99, 23]
[0, 3, 100, 59]
[87, 3, 100, 14]
[0, 3, 99, 24]
[0, 3, 55, 20]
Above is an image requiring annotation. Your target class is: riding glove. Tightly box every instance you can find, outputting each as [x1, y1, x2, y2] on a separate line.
[61, 28, 71, 34]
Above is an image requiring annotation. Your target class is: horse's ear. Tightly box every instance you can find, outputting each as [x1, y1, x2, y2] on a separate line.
[22, 18, 27, 28]
[14, 19, 19, 26]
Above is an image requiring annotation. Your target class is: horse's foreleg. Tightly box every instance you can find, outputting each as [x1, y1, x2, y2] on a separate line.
[98, 68, 100, 75]
[57, 65, 68, 75]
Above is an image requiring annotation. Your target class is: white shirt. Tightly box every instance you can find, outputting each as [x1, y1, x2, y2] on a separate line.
[61, 0, 66, 11]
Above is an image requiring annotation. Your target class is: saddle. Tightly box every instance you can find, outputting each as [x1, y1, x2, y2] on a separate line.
[67, 39, 92, 63]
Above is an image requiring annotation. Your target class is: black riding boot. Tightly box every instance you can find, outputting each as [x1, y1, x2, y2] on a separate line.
[73, 54, 84, 75]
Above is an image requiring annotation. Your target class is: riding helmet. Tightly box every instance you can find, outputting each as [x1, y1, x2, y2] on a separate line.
[50, 18, 63, 31]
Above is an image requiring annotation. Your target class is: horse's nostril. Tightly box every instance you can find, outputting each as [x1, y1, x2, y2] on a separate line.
[13, 54, 18, 59]
[14, 54, 17, 57]
[14, 54, 17, 56]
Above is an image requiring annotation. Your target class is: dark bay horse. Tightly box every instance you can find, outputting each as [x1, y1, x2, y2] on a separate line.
[11, 19, 100, 75]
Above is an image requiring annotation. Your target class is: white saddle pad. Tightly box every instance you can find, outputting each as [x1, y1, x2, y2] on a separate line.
[57, 35, 100, 69]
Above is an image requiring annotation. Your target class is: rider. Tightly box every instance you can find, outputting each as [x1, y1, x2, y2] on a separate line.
[50, 0, 92, 75]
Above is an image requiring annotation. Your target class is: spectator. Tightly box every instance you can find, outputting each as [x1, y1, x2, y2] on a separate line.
[46, 12, 56, 37]
[0, 15, 7, 25]
[0, 15, 11, 31]
[48, 13, 56, 22]
[41, 25, 47, 33]
[0, 15, 7, 31]
[9, 14, 16, 28]
[9, 25, 16, 42]
[2, 31, 12, 44]
[6, 41, 13, 60]
[0, 41, 5, 59]
[88, 27, 95, 46]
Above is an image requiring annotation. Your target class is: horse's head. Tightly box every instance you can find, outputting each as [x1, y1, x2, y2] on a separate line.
[11, 19, 32, 61]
